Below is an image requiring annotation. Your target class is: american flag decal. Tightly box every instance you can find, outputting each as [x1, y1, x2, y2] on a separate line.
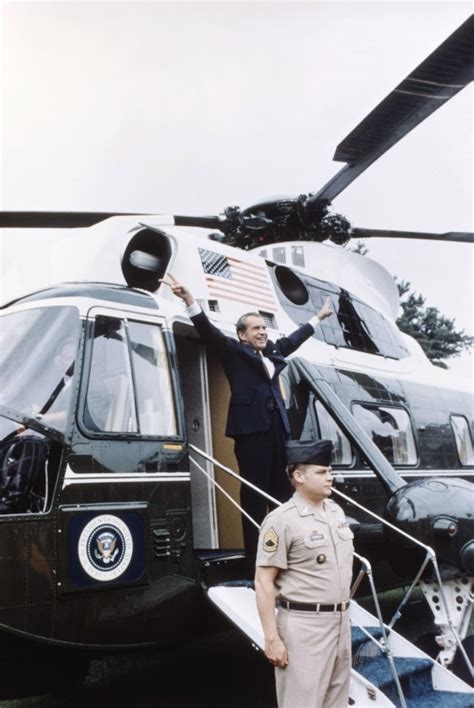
[199, 248, 277, 311]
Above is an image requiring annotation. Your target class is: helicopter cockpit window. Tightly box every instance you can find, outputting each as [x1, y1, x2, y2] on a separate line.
[0, 306, 81, 432]
[84, 317, 138, 433]
[450, 416, 474, 466]
[352, 404, 417, 465]
[83, 316, 177, 437]
[0, 306, 80, 514]
[128, 321, 177, 436]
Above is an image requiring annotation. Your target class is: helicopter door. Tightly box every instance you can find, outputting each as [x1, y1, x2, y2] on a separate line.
[174, 323, 243, 551]
[174, 328, 218, 548]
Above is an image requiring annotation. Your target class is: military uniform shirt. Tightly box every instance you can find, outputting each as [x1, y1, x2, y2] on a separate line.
[256, 491, 354, 604]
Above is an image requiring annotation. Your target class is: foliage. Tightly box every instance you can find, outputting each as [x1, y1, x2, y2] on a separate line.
[395, 278, 473, 368]
[347, 242, 473, 367]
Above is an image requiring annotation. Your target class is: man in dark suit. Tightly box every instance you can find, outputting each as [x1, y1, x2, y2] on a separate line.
[163, 274, 333, 565]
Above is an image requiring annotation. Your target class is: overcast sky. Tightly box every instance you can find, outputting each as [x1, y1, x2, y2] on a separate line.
[1, 1, 472, 381]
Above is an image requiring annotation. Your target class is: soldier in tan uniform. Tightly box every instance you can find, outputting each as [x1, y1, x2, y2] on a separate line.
[255, 439, 354, 708]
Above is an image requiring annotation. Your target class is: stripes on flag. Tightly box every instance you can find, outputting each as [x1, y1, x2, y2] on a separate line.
[199, 248, 277, 310]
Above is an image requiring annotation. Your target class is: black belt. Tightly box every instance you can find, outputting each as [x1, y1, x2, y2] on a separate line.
[278, 599, 349, 612]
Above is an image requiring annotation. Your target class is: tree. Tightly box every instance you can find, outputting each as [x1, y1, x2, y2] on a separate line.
[348, 242, 473, 368]
[395, 279, 473, 368]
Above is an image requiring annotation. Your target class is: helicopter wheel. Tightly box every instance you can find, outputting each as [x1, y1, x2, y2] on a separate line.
[451, 635, 474, 687]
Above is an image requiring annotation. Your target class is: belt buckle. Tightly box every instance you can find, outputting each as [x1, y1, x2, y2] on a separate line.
[341, 600, 348, 611]
[315, 603, 320, 613]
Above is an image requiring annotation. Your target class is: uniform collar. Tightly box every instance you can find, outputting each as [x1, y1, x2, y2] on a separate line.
[293, 492, 338, 521]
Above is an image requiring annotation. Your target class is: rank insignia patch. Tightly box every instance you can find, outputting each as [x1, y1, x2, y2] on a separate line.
[263, 527, 279, 552]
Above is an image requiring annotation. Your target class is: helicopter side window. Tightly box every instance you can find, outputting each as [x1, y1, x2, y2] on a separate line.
[128, 321, 177, 436]
[352, 404, 417, 465]
[84, 317, 138, 433]
[270, 268, 410, 359]
[450, 416, 474, 466]
[281, 371, 352, 466]
[314, 401, 353, 466]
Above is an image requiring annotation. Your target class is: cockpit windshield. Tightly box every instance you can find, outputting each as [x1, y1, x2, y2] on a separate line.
[0, 306, 81, 432]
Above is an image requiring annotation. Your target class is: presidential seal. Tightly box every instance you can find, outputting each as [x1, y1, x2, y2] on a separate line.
[78, 514, 133, 581]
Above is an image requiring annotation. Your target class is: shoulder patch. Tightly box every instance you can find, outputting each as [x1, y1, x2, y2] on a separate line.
[262, 527, 279, 553]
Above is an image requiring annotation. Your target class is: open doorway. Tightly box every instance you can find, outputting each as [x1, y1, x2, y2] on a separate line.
[173, 324, 243, 550]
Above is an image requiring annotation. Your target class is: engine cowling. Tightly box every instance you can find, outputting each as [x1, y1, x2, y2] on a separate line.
[384, 477, 474, 579]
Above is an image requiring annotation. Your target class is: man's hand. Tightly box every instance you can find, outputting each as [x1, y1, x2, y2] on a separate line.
[160, 273, 194, 307]
[265, 636, 288, 668]
[317, 296, 333, 321]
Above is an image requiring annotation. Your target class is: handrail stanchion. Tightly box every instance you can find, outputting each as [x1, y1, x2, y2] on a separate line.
[352, 553, 407, 708]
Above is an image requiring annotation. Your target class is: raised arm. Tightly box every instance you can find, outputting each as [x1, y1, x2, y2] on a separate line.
[276, 295, 334, 357]
[160, 273, 195, 307]
[161, 273, 234, 354]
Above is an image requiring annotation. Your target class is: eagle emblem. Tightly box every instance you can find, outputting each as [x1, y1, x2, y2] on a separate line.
[94, 531, 119, 564]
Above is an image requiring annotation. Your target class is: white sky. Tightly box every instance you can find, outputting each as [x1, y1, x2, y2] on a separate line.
[1, 1, 473, 381]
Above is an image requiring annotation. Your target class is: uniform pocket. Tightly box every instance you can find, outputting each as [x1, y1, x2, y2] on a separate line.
[336, 526, 354, 542]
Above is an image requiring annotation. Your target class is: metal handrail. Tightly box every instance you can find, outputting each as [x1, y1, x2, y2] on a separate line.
[331, 487, 472, 678]
[189, 443, 409, 707]
[189, 443, 281, 508]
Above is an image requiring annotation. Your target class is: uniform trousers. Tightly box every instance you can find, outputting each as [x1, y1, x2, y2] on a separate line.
[234, 409, 292, 565]
[275, 608, 351, 708]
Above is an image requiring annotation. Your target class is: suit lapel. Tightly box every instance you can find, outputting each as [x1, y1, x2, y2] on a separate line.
[239, 341, 286, 380]
[263, 343, 286, 379]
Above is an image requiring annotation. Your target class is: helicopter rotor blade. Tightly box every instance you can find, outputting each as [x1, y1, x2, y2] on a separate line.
[0, 211, 149, 229]
[0, 211, 228, 232]
[173, 215, 224, 229]
[352, 228, 474, 243]
[310, 15, 474, 204]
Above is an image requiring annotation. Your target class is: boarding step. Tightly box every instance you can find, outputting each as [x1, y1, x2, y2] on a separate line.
[208, 585, 473, 708]
[352, 627, 473, 707]
[351, 603, 473, 707]
[195, 549, 245, 563]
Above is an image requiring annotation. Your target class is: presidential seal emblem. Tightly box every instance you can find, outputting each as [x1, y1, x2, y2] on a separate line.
[78, 514, 133, 581]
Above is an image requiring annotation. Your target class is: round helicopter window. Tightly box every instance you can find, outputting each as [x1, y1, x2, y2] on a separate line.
[274, 266, 309, 305]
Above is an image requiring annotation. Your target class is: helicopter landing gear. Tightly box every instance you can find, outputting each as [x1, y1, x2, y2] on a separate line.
[419, 577, 473, 674]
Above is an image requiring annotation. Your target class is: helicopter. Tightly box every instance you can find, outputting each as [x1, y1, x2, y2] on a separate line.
[0, 12, 473, 699]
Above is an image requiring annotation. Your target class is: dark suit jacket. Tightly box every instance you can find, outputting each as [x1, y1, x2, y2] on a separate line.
[190, 310, 315, 438]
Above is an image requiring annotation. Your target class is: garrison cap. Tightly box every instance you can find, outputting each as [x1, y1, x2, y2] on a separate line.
[286, 439, 333, 467]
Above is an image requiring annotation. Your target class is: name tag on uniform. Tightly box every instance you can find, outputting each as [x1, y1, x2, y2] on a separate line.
[310, 531, 326, 543]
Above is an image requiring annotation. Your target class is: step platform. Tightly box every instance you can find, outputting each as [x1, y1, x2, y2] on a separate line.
[208, 584, 473, 708]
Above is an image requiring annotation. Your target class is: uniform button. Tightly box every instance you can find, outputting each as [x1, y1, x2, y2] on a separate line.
[317, 554, 326, 564]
